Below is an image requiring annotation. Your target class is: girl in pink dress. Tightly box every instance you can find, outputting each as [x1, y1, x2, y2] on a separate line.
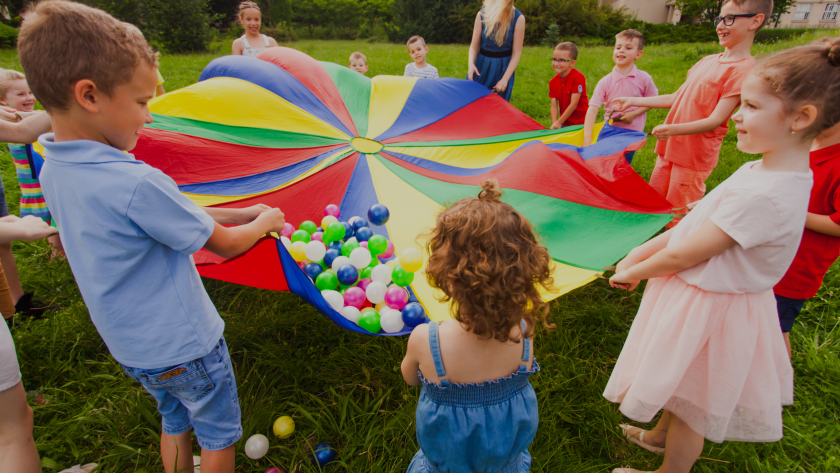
[605, 38, 840, 473]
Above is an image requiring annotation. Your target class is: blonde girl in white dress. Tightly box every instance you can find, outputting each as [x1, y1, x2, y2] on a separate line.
[231, 1, 278, 57]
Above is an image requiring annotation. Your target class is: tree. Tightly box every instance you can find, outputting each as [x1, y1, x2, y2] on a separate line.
[293, 0, 328, 38]
[389, 0, 476, 44]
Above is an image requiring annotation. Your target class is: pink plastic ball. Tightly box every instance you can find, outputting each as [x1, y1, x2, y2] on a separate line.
[344, 287, 367, 309]
[265, 468, 286, 473]
[297, 261, 306, 269]
[280, 223, 295, 238]
[360, 241, 368, 248]
[384, 285, 409, 310]
[381, 241, 395, 259]
[324, 204, 341, 218]
[357, 278, 373, 292]
[312, 232, 323, 242]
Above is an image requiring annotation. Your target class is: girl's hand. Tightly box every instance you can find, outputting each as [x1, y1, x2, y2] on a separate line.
[493, 77, 509, 94]
[686, 200, 701, 211]
[0, 107, 19, 123]
[467, 64, 480, 81]
[651, 124, 672, 141]
[608, 97, 635, 113]
[16, 216, 57, 241]
[238, 204, 272, 225]
[550, 121, 561, 130]
[609, 270, 640, 291]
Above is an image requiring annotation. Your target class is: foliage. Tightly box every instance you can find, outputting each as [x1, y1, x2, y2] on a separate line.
[388, 0, 475, 44]
[674, 0, 797, 25]
[262, 23, 299, 43]
[0, 21, 17, 49]
[543, 23, 561, 47]
[293, 0, 394, 39]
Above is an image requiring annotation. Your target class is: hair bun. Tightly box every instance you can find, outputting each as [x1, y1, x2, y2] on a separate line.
[825, 37, 840, 67]
[478, 179, 503, 201]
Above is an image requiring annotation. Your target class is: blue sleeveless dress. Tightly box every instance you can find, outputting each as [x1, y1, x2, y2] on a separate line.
[469, 8, 522, 102]
[407, 320, 539, 473]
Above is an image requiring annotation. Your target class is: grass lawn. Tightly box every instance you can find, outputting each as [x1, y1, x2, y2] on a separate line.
[2, 30, 840, 472]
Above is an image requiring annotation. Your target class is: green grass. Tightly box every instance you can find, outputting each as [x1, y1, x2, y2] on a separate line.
[2, 30, 840, 472]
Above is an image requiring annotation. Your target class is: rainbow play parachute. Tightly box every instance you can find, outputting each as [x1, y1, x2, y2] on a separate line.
[127, 47, 674, 335]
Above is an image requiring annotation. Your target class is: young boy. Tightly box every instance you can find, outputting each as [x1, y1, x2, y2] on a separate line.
[549, 42, 589, 130]
[582, 29, 657, 153]
[349, 51, 369, 75]
[404, 36, 439, 79]
[610, 0, 770, 225]
[18, 3, 286, 473]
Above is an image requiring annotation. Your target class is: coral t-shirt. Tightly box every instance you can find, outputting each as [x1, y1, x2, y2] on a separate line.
[775, 143, 840, 300]
[655, 54, 755, 172]
[549, 68, 589, 126]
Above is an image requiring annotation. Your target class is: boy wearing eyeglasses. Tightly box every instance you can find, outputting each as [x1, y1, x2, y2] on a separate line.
[609, 0, 770, 227]
[549, 42, 588, 130]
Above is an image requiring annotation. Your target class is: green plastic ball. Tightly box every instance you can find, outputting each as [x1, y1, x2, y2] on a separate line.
[325, 222, 345, 243]
[392, 265, 415, 287]
[291, 230, 311, 244]
[367, 235, 388, 256]
[360, 267, 373, 280]
[358, 310, 381, 333]
[300, 221, 318, 235]
[315, 271, 339, 291]
[341, 240, 360, 257]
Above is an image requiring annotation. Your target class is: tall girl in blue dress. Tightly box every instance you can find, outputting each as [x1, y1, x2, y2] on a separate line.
[401, 180, 552, 473]
[467, 0, 526, 102]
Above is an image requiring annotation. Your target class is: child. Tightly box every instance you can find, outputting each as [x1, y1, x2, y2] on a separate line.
[19, 3, 287, 473]
[549, 42, 588, 129]
[610, 0, 770, 226]
[582, 30, 657, 153]
[466, 0, 526, 102]
[231, 1, 278, 57]
[604, 39, 840, 473]
[349, 51, 368, 75]
[404, 36, 439, 79]
[401, 180, 551, 473]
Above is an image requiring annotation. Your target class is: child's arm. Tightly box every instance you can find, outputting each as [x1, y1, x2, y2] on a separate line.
[611, 220, 736, 290]
[231, 38, 243, 56]
[0, 111, 51, 144]
[610, 93, 677, 113]
[582, 105, 600, 147]
[493, 14, 526, 94]
[467, 12, 482, 81]
[400, 325, 427, 386]
[550, 99, 559, 128]
[651, 96, 740, 141]
[550, 93, 581, 130]
[0, 216, 57, 243]
[805, 213, 840, 237]
[267, 37, 279, 48]
[204, 204, 271, 226]
[615, 106, 651, 124]
[204, 207, 285, 258]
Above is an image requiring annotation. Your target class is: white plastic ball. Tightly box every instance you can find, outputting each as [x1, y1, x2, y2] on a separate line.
[340, 306, 361, 324]
[244, 434, 269, 459]
[304, 240, 327, 262]
[321, 290, 344, 312]
[280, 236, 292, 249]
[380, 308, 405, 333]
[331, 256, 351, 271]
[365, 281, 388, 304]
[349, 247, 372, 269]
[346, 237, 358, 246]
[370, 264, 392, 285]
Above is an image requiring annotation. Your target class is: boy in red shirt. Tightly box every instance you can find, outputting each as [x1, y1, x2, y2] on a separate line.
[774, 120, 840, 359]
[610, 0, 770, 226]
[549, 42, 588, 129]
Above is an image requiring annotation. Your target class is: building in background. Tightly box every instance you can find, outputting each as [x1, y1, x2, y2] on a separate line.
[600, 0, 682, 24]
[773, 2, 839, 28]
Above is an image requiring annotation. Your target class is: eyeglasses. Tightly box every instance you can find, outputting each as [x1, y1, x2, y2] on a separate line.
[714, 13, 758, 27]
[551, 58, 574, 63]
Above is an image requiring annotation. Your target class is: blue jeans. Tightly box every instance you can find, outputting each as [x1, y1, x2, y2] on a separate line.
[121, 337, 242, 450]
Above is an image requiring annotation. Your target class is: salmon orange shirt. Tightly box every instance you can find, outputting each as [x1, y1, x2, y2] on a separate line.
[654, 54, 755, 172]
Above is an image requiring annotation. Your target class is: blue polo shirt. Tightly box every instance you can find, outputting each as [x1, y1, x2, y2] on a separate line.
[38, 135, 223, 369]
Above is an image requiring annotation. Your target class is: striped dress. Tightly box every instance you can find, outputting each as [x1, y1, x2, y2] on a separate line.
[8, 143, 52, 225]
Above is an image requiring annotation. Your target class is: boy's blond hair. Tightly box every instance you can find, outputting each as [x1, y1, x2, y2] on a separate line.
[18, 1, 158, 112]
[722, 0, 774, 29]
[617, 29, 645, 50]
[555, 42, 579, 60]
[349, 52, 367, 65]
[407, 35, 426, 48]
[0, 69, 26, 98]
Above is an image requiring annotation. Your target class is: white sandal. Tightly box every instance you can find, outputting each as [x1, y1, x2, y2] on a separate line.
[613, 469, 653, 473]
[59, 465, 97, 473]
[619, 423, 666, 454]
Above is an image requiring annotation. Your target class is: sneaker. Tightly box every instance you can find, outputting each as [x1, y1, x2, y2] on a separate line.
[15, 291, 61, 320]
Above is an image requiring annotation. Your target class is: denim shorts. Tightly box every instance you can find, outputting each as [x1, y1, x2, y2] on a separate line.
[121, 337, 242, 450]
[775, 294, 806, 334]
[0, 177, 8, 218]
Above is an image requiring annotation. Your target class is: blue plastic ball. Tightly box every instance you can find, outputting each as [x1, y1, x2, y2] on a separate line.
[304, 263, 324, 281]
[367, 204, 390, 226]
[351, 218, 368, 232]
[402, 303, 426, 328]
[323, 249, 341, 269]
[317, 226, 323, 233]
[341, 222, 354, 240]
[336, 264, 359, 286]
[354, 226, 374, 242]
[312, 442, 337, 466]
[327, 240, 343, 252]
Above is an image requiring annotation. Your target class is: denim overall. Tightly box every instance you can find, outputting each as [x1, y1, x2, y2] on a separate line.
[407, 320, 540, 473]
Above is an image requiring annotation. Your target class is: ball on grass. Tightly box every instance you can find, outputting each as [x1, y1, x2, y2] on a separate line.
[312, 442, 337, 466]
[245, 434, 269, 459]
[273, 416, 295, 439]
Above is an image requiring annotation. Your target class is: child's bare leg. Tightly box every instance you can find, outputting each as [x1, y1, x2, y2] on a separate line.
[0, 243, 23, 304]
[199, 445, 235, 473]
[47, 234, 63, 259]
[655, 412, 704, 473]
[784, 333, 792, 360]
[624, 410, 669, 448]
[0, 381, 41, 473]
[160, 430, 195, 473]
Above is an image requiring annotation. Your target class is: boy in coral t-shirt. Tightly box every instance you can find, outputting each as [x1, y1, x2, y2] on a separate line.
[610, 0, 769, 225]
[774, 121, 840, 359]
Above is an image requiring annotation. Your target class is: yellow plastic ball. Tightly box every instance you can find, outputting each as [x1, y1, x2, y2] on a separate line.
[375, 302, 387, 312]
[386, 257, 400, 270]
[273, 416, 295, 439]
[400, 248, 423, 273]
[290, 241, 307, 262]
[321, 215, 338, 229]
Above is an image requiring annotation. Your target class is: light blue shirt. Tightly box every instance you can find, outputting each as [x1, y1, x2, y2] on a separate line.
[38, 135, 223, 369]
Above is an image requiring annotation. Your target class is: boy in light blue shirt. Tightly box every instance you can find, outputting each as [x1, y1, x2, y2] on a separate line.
[18, 3, 286, 472]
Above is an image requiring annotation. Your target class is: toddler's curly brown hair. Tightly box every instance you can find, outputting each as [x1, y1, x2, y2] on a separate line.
[425, 180, 555, 343]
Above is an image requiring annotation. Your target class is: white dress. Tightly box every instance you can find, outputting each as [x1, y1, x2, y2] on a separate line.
[240, 34, 270, 58]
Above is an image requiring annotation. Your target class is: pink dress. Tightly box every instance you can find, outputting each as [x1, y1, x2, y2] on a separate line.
[603, 161, 813, 443]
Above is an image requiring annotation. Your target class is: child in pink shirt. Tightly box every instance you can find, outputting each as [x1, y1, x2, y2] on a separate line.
[610, 0, 766, 226]
[582, 29, 657, 156]
[604, 38, 840, 473]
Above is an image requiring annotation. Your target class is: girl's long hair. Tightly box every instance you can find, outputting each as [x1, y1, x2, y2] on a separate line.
[482, 0, 515, 47]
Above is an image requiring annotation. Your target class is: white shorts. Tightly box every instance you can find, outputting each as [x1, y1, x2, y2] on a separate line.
[0, 320, 21, 392]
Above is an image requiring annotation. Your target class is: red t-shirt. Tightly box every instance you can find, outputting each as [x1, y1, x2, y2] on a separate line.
[549, 68, 589, 126]
[774, 142, 840, 300]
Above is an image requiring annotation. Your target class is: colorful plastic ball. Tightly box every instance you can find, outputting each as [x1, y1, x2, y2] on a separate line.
[321, 290, 344, 312]
[304, 241, 327, 262]
[300, 221, 317, 235]
[349, 247, 372, 269]
[311, 232, 323, 242]
[341, 222, 354, 240]
[343, 286, 366, 309]
[325, 221, 346, 243]
[265, 468, 286, 473]
[321, 215, 338, 229]
[336, 264, 359, 286]
[354, 226, 374, 242]
[280, 223, 295, 238]
[367, 235, 388, 256]
[357, 278, 373, 292]
[273, 416, 295, 439]
[401, 303, 426, 328]
[358, 310, 381, 333]
[351, 218, 368, 232]
[245, 434, 270, 459]
[291, 230, 311, 244]
[361, 307, 378, 316]
[280, 236, 291, 250]
[365, 281, 388, 304]
[367, 204, 390, 226]
[382, 240, 396, 259]
[360, 241, 368, 248]
[304, 263, 324, 281]
[312, 442, 337, 466]
[331, 256, 351, 271]
[370, 264, 392, 285]
[384, 286, 409, 310]
[297, 261, 307, 270]
[391, 265, 415, 287]
[327, 240, 343, 252]
[315, 272, 339, 291]
[400, 248, 423, 273]
[380, 308, 405, 333]
[289, 241, 307, 262]
[323, 249, 341, 269]
[324, 204, 341, 218]
[360, 266, 373, 280]
[386, 257, 400, 270]
[341, 240, 360, 257]
[340, 306, 361, 324]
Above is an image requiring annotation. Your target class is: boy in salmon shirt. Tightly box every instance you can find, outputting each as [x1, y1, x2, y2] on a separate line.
[549, 42, 588, 129]
[582, 29, 658, 158]
[610, 0, 771, 225]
